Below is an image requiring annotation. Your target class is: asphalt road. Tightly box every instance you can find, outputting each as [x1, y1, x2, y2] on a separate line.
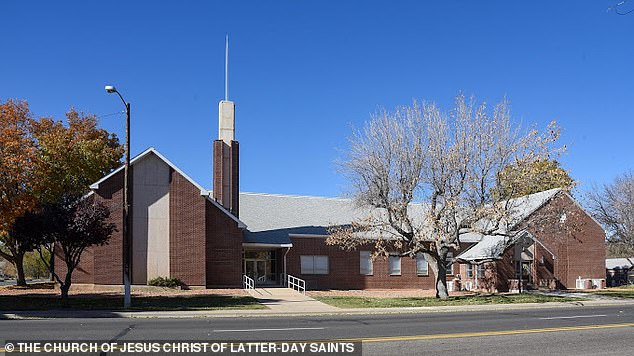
[1, 304, 634, 355]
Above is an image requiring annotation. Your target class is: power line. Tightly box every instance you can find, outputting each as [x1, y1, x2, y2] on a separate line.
[96, 111, 125, 120]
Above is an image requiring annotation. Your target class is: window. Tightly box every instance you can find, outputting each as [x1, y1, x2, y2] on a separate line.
[360, 251, 373, 275]
[477, 263, 485, 278]
[515, 261, 531, 279]
[466, 264, 473, 278]
[389, 255, 401, 275]
[446, 252, 454, 275]
[300, 255, 329, 275]
[416, 253, 429, 276]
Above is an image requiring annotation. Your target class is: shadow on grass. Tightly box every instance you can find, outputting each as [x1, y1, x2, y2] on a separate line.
[0, 293, 264, 313]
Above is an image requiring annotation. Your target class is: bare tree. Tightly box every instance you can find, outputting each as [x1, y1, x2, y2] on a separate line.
[327, 94, 562, 299]
[586, 171, 634, 257]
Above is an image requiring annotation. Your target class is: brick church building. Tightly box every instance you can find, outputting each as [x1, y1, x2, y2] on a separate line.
[59, 99, 606, 292]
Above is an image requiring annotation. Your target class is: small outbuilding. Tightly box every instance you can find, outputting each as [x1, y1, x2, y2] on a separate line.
[606, 258, 634, 287]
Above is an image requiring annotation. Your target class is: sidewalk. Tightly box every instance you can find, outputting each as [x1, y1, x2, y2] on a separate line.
[2, 296, 633, 320]
[246, 287, 339, 313]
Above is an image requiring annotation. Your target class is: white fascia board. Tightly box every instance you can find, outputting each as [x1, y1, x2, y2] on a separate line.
[242, 243, 293, 248]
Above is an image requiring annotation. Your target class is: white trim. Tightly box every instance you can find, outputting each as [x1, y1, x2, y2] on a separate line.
[242, 243, 293, 248]
[88, 147, 247, 229]
[288, 234, 329, 238]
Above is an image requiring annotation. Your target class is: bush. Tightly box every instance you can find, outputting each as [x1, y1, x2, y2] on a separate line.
[148, 277, 183, 288]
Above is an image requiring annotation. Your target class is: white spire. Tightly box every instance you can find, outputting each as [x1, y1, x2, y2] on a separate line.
[225, 34, 229, 101]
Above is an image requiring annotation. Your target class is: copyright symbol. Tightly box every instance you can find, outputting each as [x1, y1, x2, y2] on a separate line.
[5, 343, 14, 352]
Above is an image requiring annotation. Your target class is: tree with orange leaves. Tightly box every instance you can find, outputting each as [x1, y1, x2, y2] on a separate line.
[1, 99, 123, 287]
[31, 109, 123, 204]
[0, 100, 38, 286]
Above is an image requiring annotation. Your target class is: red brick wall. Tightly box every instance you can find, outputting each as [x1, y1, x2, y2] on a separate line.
[286, 237, 438, 290]
[522, 192, 606, 288]
[169, 169, 207, 287]
[205, 199, 243, 287]
[213, 140, 239, 216]
[54, 170, 125, 285]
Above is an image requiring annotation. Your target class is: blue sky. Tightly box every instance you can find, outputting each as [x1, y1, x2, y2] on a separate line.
[2, 1, 633, 198]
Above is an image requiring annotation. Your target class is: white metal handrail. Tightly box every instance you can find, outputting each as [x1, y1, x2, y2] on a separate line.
[287, 274, 306, 294]
[243, 274, 255, 290]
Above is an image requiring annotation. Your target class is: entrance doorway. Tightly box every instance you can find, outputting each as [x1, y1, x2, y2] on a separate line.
[243, 250, 278, 285]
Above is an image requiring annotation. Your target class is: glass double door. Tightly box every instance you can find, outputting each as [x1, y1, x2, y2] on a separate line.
[243, 250, 277, 285]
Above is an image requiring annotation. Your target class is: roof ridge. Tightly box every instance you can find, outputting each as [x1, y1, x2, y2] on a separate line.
[239, 191, 351, 201]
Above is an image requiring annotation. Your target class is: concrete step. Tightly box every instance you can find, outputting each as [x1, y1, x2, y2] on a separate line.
[246, 287, 338, 312]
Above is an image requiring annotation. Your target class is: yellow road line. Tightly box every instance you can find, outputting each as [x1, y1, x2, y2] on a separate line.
[1, 323, 633, 352]
[338, 322, 634, 343]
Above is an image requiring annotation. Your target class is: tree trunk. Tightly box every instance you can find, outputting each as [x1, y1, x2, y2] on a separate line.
[428, 256, 449, 299]
[60, 266, 73, 307]
[14, 253, 27, 287]
[60, 284, 70, 307]
[49, 244, 55, 282]
[435, 262, 449, 299]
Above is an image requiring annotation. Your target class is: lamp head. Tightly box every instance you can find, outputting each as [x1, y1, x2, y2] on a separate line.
[104, 85, 117, 93]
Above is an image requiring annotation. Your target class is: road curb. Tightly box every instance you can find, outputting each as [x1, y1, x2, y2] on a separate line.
[2, 299, 633, 320]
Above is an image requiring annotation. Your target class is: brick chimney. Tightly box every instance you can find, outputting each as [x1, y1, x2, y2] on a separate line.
[213, 100, 239, 217]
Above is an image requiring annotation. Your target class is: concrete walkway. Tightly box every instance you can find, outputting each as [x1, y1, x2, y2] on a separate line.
[247, 287, 339, 313]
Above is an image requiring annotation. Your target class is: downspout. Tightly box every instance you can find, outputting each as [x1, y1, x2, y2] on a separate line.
[284, 247, 290, 286]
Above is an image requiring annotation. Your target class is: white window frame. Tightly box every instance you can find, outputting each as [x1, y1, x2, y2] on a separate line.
[360, 251, 373, 275]
[389, 255, 402, 276]
[300, 255, 329, 275]
[416, 253, 429, 276]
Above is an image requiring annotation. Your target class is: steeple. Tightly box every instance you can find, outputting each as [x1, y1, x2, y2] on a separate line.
[213, 35, 239, 217]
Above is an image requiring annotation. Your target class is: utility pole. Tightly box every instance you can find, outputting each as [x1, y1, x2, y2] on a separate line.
[105, 85, 132, 309]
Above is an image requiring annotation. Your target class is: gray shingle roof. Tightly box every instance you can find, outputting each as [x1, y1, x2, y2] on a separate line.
[238, 189, 564, 247]
[239, 192, 369, 245]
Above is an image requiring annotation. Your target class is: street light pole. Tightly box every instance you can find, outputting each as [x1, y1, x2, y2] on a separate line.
[105, 85, 132, 309]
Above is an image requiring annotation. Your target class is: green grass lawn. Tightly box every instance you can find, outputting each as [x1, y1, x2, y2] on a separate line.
[313, 293, 584, 308]
[590, 285, 634, 299]
[0, 294, 265, 311]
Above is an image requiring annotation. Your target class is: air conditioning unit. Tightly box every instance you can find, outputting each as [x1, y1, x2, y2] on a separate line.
[464, 281, 472, 291]
[447, 281, 454, 292]
[575, 277, 585, 289]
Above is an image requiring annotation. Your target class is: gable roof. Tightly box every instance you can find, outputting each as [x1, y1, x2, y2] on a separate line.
[606, 257, 634, 270]
[89, 147, 246, 229]
[473, 188, 562, 234]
